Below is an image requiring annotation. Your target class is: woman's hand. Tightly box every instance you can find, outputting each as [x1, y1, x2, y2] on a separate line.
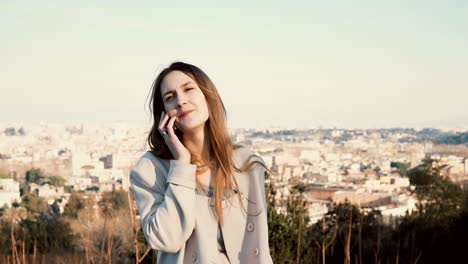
[159, 111, 191, 163]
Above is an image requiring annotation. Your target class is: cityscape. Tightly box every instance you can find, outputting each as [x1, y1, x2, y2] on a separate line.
[1, 122, 467, 263]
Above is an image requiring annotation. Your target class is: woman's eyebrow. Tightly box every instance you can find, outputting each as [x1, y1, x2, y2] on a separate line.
[162, 81, 195, 97]
[162, 90, 173, 97]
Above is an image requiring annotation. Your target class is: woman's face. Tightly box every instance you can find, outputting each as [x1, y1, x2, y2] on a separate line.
[160, 70, 210, 133]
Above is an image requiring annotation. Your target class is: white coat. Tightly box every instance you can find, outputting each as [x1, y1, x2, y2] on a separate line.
[130, 147, 274, 263]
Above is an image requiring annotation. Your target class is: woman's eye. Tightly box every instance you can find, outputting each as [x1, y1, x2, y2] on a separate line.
[186, 87, 194, 91]
[165, 96, 172, 101]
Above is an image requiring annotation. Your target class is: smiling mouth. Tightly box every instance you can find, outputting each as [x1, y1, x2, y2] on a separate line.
[179, 110, 193, 118]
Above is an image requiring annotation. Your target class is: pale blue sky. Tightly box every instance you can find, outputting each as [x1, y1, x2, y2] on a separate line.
[1, 0, 467, 129]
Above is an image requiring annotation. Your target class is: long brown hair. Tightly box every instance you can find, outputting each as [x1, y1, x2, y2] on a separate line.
[147, 61, 241, 225]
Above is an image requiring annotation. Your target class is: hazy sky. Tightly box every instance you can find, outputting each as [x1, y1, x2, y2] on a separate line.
[1, 0, 467, 129]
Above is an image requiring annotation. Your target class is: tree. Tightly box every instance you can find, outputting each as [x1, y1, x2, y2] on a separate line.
[396, 158, 468, 263]
[0, 204, 8, 217]
[390, 162, 410, 176]
[63, 192, 87, 218]
[20, 193, 46, 218]
[25, 169, 45, 185]
[266, 178, 295, 263]
[266, 180, 312, 263]
[287, 184, 311, 264]
[48, 176, 66, 186]
[99, 189, 129, 218]
[408, 158, 465, 221]
[19, 217, 76, 253]
[311, 210, 338, 264]
[4, 127, 16, 136]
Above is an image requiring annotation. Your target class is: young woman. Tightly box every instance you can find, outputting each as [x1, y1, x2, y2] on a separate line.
[130, 62, 273, 263]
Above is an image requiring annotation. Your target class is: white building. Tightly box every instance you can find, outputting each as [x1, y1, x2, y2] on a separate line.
[29, 183, 65, 200]
[377, 196, 416, 224]
[300, 150, 321, 162]
[0, 179, 21, 207]
[308, 202, 329, 225]
[72, 177, 93, 191]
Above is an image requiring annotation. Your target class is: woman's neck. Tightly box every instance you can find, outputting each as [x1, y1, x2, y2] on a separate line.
[183, 125, 212, 162]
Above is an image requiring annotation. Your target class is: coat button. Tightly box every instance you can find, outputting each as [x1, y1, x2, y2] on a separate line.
[254, 248, 259, 256]
[192, 251, 197, 262]
[247, 222, 254, 232]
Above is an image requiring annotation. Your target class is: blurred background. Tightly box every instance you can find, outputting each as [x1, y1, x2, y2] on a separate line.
[2, 0, 467, 129]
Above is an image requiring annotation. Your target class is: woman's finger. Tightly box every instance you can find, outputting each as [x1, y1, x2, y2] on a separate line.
[166, 115, 177, 138]
[158, 111, 170, 134]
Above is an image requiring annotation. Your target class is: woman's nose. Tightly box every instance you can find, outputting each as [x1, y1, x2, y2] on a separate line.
[176, 94, 188, 107]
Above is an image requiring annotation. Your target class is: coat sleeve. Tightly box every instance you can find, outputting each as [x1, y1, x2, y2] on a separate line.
[129, 155, 197, 253]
